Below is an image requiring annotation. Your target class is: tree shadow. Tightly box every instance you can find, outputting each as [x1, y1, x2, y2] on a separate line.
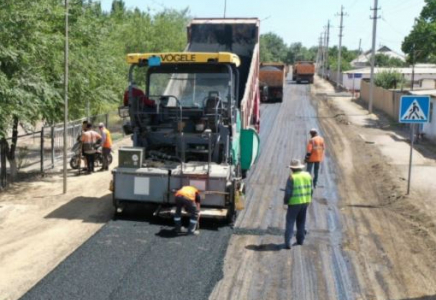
[44, 194, 113, 223]
[245, 243, 284, 252]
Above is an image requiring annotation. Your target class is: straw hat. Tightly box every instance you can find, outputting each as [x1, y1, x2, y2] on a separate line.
[288, 159, 305, 170]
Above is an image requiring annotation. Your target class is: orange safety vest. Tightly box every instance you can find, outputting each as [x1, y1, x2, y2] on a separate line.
[306, 135, 325, 162]
[102, 128, 112, 148]
[175, 186, 199, 202]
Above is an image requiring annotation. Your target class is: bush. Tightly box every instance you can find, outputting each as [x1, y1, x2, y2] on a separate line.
[374, 70, 404, 89]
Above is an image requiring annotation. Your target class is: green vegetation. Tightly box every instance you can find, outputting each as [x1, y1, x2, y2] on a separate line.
[0, 0, 189, 138]
[260, 34, 317, 64]
[402, 0, 436, 63]
[327, 46, 359, 72]
[374, 70, 404, 89]
[373, 53, 407, 67]
[0, 0, 189, 179]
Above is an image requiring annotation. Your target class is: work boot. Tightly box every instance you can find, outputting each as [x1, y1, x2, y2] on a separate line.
[174, 218, 182, 233]
[187, 230, 200, 236]
[187, 219, 198, 235]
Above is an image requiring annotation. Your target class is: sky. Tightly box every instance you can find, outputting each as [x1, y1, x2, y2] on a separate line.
[99, 0, 425, 54]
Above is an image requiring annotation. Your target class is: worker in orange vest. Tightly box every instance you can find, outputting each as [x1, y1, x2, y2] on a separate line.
[305, 128, 325, 188]
[98, 123, 112, 171]
[174, 186, 201, 235]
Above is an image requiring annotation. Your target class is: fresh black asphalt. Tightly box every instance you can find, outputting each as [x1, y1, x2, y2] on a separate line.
[20, 206, 232, 300]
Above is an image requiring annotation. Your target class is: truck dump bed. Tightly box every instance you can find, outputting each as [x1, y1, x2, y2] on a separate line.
[259, 63, 285, 87]
[293, 61, 315, 83]
[188, 18, 260, 129]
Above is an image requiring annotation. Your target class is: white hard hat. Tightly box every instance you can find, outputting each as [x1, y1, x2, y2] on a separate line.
[309, 128, 318, 133]
[98, 122, 105, 128]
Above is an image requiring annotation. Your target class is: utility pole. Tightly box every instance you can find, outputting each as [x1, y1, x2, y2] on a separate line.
[323, 29, 327, 78]
[368, 0, 380, 113]
[223, 0, 227, 18]
[63, 0, 69, 194]
[316, 33, 323, 74]
[336, 6, 347, 88]
[411, 44, 416, 91]
[325, 20, 330, 79]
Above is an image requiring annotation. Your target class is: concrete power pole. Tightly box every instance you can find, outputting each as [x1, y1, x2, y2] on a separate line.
[317, 33, 323, 74]
[324, 20, 330, 79]
[336, 6, 347, 88]
[63, 0, 69, 194]
[369, 0, 380, 113]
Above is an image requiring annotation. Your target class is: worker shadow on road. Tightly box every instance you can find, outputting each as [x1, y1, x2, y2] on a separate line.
[44, 194, 113, 223]
[245, 243, 285, 252]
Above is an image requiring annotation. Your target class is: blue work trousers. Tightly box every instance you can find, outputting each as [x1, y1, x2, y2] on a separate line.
[284, 203, 309, 247]
[306, 162, 320, 188]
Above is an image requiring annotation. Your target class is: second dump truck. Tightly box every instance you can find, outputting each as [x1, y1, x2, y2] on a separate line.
[259, 62, 286, 103]
[292, 61, 315, 84]
[112, 18, 261, 223]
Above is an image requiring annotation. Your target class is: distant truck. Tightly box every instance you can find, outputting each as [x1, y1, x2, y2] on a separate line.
[259, 62, 286, 103]
[292, 61, 315, 84]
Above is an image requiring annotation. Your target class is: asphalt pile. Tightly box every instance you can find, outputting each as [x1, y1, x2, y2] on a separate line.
[21, 209, 232, 300]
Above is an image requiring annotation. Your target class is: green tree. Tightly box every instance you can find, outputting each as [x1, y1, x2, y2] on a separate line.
[374, 70, 404, 89]
[259, 33, 288, 62]
[0, 0, 191, 180]
[372, 53, 407, 67]
[402, 0, 436, 63]
[0, 0, 64, 177]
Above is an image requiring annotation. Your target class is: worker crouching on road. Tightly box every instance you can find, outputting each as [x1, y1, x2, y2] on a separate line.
[283, 159, 313, 249]
[174, 186, 201, 235]
[305, 128, 325, 188]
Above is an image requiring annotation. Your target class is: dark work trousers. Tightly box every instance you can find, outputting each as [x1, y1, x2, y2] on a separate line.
[102, 147, 111, 170]
[174, 196, 199, 232]
[85, 153, 95, 173]
[306, 162, 320, 188]
[284, 203, 309, 247]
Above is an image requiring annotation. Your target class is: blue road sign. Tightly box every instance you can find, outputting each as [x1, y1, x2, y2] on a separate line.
[399, 95, 430, 123]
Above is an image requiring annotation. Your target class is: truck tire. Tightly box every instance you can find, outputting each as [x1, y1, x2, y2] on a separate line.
[226, 182, 237, 226]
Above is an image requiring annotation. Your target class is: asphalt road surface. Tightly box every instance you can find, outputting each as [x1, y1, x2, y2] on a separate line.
[21, 80, 356, 300]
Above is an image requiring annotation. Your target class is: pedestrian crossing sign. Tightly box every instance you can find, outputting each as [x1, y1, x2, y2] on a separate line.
[399, 95, 430, 123]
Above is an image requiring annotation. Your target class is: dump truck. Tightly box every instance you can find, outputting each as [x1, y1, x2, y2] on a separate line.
[112, 18, 261, 223]
[259, 62, 286, 102]
[292, 61, 315, 84]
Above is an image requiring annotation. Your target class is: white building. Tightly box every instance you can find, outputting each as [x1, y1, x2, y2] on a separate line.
[341, 67, 436, 92]
[351, 46, 406, 69]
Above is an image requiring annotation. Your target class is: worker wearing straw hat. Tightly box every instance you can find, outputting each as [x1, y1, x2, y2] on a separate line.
[283, 159, 313, 249]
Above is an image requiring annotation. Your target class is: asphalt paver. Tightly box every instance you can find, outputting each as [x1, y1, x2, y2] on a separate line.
[20, 208, 232, 300]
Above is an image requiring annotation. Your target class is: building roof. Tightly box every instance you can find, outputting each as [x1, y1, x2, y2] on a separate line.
[408, 90, 436, 97]
[351, 46, 406, 66]
[344, 67, 436, 75]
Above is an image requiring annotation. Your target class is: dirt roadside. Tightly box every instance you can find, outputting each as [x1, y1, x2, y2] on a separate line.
[313, 77, 436, 299]
[0, 138, 130, 300]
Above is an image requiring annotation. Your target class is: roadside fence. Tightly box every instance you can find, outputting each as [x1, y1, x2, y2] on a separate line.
[0, 110, 124, 190]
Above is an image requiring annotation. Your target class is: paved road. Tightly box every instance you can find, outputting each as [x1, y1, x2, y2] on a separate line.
[21, 81, 358, 300]
[210, 82, 359, 299]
